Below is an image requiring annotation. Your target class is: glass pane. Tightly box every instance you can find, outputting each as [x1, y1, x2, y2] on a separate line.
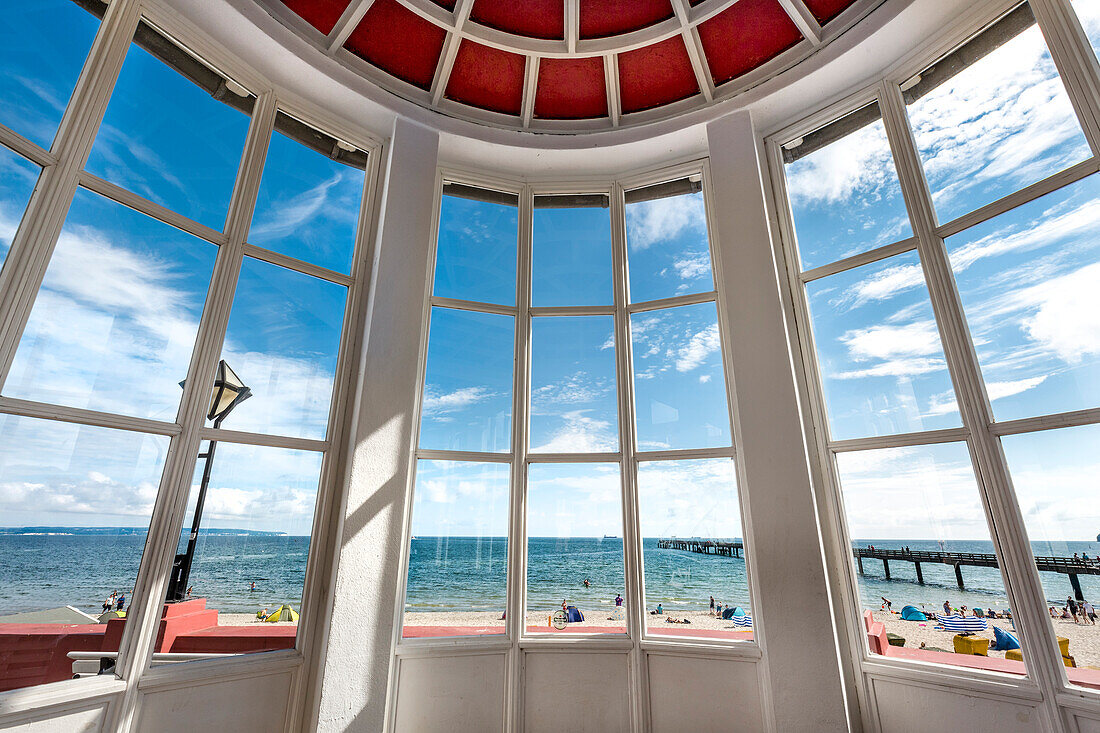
[433, 189, 517, 305]
[946, 174, 1100, 421]
[6, 188, 216, 420]
[532, 197, 613, 306]
[1073, 0, 1100, 62]
[403, 461, 509, 638]
[0, 144, 41, 270]
[1002, 425, 1100, 681]
[631, 302, 730, 451]
[0, 415, 168, 692]
[86, 23, 253, 231]
[784, 104, 913, 271]
[526, 463, 626, 634]
[639, 458, 754, 641]
[836, 442, 1025, 676]
[0, 0, 99, 148]
[212, 257, 347, 439]
[625, 184, 714, 303]
[249, 115, 365, 273]
[418, 307, 514, 453]
[530, 316, 618, 453]
[166, 442, 321, 656]
[906, 5, 1091, 225]
[805, 251, 960, 440]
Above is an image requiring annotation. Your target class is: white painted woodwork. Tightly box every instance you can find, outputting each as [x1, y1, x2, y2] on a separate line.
[523, 653, 631, 732]
[646, 654, 765, 732]
[393, 654, 506, 732]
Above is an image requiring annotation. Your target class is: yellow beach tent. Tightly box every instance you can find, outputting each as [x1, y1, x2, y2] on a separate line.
[264, 605, 299, 623]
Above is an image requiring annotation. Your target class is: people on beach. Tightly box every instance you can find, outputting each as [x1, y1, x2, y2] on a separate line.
[186, 585, 193, 598]
[656, 603, 662, 614]
[583, 578, 590, 588]
[880, 597, 892, 612]
[1068, 596, 1080, 623]
[943, 600, 951, 615]
[709, 595, 715, 610]
[1082, 600, 1096, 625]
[102, 595, 112, 613]
[615, 594, 623, 607]
[116, 594, 125, 611]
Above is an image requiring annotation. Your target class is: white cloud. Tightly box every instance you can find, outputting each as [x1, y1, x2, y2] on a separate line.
[1020, 262, 1100, 364]
[532, 411, 617, 453]
[672, 253, 711, 280]
[675, 323, 721, 372]
[531, 371, 612, 406]
[834, 321, 947, 380]
[786, 120, 896, 206]
[927, 376, 1047, 416]
[250, 173, 346, 240]
[625, 194, 705, 250]
[422, 386, 493, 414]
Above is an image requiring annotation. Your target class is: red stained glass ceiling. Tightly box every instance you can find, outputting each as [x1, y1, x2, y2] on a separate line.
[272, 0, 870, 130]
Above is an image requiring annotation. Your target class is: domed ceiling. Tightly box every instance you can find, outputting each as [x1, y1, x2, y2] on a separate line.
[260, 0, 878, 132]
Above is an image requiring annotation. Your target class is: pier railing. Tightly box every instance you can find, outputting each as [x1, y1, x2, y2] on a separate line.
[656, 539, 1099, 600]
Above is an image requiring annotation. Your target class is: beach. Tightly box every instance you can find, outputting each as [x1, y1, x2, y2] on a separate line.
[872, 610, 1100, 667]
[402, 609, 752, 632]
[219, 613, 299, 626]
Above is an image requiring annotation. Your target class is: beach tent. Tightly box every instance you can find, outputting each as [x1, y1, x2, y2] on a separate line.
[992, 626, 1020, 651]
[264, 605, 299, 622]
[900, 605, 926, 621]
[936, 614, 987, 633]
[731, 615, 753, 628]
[565, 605, 584, 623]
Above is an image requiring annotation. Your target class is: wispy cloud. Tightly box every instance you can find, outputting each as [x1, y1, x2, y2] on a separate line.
[625, 193, 705, 251]
[251, 173, 346, 240]
[422, 386, 494, 414]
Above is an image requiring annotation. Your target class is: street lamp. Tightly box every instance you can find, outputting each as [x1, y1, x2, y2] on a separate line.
[166, 360, 252, 602]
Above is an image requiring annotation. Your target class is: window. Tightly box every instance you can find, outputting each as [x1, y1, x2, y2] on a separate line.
[0, 16, 371, 687]
[778, 0, 1100, 685]
[402, 176, 756, 643]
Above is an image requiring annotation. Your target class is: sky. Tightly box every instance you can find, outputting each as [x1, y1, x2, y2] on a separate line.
[788, 12, 1100, 543]
[0, 6, 360, 535]
[1, 0, 1099, 552]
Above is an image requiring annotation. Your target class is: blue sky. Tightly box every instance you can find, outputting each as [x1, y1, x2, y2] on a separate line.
[0, 12, 355, 534]
[788, 13, 1100, 542]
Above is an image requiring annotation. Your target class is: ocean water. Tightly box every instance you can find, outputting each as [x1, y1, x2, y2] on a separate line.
[1, 534, 1096, 619]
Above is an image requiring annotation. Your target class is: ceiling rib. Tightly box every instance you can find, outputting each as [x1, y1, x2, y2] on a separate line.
[672, 0, 714, 102]
[521, 56, 540, 127]
[604, 54, 621, 126]
[430, 0, 472, 105]
[777, 0, 823, 45]
[327, 0, 376, 52]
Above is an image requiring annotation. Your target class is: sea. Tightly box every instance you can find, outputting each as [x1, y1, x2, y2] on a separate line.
[1, 534, 1097, 618]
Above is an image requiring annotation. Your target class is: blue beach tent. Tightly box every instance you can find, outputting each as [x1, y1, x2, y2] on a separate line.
[565, 605, 584, 623]
[992, 626, 1020, 651]
[722, 606, 744, 620]
[900, 605, 926, 621]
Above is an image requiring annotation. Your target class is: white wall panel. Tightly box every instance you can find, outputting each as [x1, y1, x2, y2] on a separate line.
[872, 678, 1041, 733]
[134, 672, 292, 733]
[0, 706, 105, 733]
[393, 653, 505, 733]
[523, 652, 630, 733]
[1074, 711, 1100, 733]
[647, 654, 764, 732]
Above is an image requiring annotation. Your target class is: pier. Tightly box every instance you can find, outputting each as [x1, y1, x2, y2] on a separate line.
[657, 540, 1100, 600]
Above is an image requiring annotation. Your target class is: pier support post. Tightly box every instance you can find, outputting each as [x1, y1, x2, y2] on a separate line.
[1069, 573, 1084, 601]
[954, 563, 964, 589]
[914, 562, 923, 584]
[882, 558, 890, 579]
[857, 556, 863, 574]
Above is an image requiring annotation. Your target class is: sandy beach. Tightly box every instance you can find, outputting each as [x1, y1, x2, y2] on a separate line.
[219, 612, 299, 625]
[402, 609, 754, 633]
[872, 610, 1100, 668]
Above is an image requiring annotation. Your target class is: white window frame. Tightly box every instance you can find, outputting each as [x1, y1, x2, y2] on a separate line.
[387, 157, 765, 730]
[764, 0, 1100, 716]
[0, 0, 384, 727]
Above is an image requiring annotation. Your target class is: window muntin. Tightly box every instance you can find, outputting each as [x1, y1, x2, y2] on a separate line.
[418, 307, 515, 453]
[85, 22, 254, 231]
[804, 251, 960, 440]
[1001, 424, 1100, 673]
[0, 144, 41, 271]
[625, 181, 714, 303]
[639, 458, 751, 639]
[946, 174, 1100, 421]
[529, 316, 619, 453]
[432, 186, 518, 306]
[402, 460, 510, 638]
[905, 4, 1092, 226]
[172, 441, 322, 641]
[249, 112, 366, 274]
[531, 196, 613, 306]
[0, 414, 168, 692]
[5, 187, 217, 419]
[0, 0, 100, 149]
[209, 256, 347, 440]
[836, 442, 1024, 673]
[526, 463, 626, 634]
[631, 302, 731, 451]
[784, 104, 913, 272]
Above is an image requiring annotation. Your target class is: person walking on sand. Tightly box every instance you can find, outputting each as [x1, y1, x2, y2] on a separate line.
[102, 595, 112, 613]
[116, 593, 125, 611]
[1081, 600, 1096, 625]
[943, 600, 951, 615]
[1068, 596, 1080, 623]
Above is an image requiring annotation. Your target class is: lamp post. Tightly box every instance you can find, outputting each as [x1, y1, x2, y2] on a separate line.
[166, 360, 251, 603]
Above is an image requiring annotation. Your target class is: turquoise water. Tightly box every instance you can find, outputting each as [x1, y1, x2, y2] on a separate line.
[0, 534, 1096, 618]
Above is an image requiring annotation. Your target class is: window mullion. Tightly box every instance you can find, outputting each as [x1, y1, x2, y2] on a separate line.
[877, 79, 1070, 696]
[505, 184, 533, 731]
[109, 91, 278, 721]
[1031, 0, 1100, 156]
[610, 181, 649, 732]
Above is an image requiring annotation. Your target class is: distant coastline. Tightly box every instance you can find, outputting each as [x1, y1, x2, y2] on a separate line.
[0, 526, 292, 537]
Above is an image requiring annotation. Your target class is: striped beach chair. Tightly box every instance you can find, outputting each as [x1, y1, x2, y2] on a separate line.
[731, 614, 753, 628]
[936, 614, 987, 633]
